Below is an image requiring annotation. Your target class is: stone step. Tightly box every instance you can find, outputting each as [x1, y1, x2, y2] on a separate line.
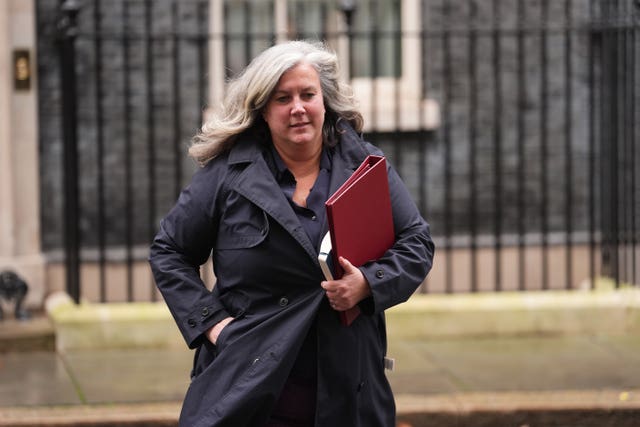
[0, 315, 55, 352]
[0, 402, 638, 427]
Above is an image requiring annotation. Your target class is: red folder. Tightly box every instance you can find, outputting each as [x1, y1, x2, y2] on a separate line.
[324, 155, 395, 326]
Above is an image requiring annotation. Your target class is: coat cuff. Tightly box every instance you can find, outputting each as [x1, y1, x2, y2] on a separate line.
[360, 264, 389, 314]
[183, 303, 232, 349]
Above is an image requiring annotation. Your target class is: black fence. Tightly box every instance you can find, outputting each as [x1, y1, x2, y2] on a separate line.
[46, 0, 639, 303]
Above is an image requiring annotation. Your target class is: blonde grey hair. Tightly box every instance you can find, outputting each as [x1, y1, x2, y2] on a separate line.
[189, 40, 364, 165]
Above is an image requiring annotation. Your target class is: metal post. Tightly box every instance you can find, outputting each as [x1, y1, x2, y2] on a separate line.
[58, 0, 81, 303]
[338, 0, 356, 80]
[339, 0, 356, 31]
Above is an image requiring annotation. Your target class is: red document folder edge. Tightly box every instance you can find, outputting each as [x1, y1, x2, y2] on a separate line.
[325, 155, 395, 326]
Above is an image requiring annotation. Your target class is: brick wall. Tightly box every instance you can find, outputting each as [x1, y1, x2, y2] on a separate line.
[36, 0, 620, 254]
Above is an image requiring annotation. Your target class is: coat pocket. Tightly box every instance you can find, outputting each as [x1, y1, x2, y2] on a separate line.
[215, 204, 269, 250]
[191, 339, 218, 380]
[208, 339, 284, 423]
[219, 289, 251, 317]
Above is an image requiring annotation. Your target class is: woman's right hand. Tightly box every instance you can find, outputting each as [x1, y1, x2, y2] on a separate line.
[206, 316, 234, 345]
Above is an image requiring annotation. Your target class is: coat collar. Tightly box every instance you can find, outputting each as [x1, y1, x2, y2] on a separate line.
[224, 121, 376, 262]
[226, 131, 319, 261]
[327, 120, 377, 195]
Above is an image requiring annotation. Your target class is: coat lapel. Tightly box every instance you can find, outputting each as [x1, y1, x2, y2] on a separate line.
[327, 150, 357, 196]
[229, 142, 319, 262]
[327, 120, 373, 196]
[226, 122, 374, 264]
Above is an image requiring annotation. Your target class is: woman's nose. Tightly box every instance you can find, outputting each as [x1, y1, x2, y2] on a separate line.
[291, 98, 304, 114]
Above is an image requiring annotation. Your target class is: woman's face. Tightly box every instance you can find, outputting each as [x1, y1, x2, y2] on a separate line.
[263, 62, 326, 154]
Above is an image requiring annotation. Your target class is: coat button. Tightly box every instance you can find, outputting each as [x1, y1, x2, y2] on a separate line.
[187, 318, 196, 328]
[201, 307, 209, 317]
[357, 381, 366, 391]
[279, 297, 289, 307]
[375, 269, 384, 279]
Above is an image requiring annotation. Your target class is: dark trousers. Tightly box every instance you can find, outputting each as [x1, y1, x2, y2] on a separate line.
[265, 376, 316, 427]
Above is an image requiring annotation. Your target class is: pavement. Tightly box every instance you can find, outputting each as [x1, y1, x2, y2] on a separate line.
[1, 318, 640, 426]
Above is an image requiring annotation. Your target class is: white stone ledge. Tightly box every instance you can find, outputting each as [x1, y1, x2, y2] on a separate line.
[45, 287, 640, 352]
[387, 287, 640, 339]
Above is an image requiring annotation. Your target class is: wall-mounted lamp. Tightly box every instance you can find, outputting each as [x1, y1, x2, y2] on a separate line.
[13, 49, 31, 91]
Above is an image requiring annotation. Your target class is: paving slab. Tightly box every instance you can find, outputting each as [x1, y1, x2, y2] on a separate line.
[1, 333, 640, 426]
[0, 317, 55, 352]
[389, 335, 640, 394]
[386, 339, 460, 395]
[62, 348, 192, 404]
[395, 389, 640, 425]
[0, 352, 79, 406]
[0, 402, 181, 427]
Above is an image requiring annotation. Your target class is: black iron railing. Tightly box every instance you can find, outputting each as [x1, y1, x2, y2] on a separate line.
[48, 0, 639, 302]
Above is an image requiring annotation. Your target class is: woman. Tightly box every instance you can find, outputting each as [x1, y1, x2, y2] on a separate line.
[149, 40, 434, 427]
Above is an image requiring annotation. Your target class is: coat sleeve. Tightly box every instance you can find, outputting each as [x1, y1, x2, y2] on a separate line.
[148, 163, 232, 349]
[358, 163, 435, 315]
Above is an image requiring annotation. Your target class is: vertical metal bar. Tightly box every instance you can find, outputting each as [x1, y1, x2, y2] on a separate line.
[418, 132, 427, 293]
[370, 0, 379, 129]
[371, 0, 379, 78]
[631, 0, 638, 286]
[587, 0, 597, 290]
[492, 0, 503, 291]
[341, 0, 353, 81]
[419, 1, 428, 217]
[622, 0, 634, 286]
[145, 0, 158, 301]
[58, 0, 81, 304]
[621, 0, 630, 285]
[243, 0, 251, 64]
[394, 0, 402, 78]
[600, 0, 608, 284]
[516, 0, 527, 291]
[223, 1, 229, 78]
[626, 0, 636, 286]
[616, 0, 624, 285]
[122, 0, 134, 301]
[418, 1, 429, 293]
[564, 0, 574, 289]
[320, 1, 328, 42]
[629, 0, 636, 286]
[618, 0, 626, 286]
[468, 0, 478, 292]
[295, 0, 303, 39]
[609, 0, 620, 286]
[393, 0, 403, 172]
[600, 0, 619, 285]
[539, 0, 549, 290]
[269, 0, 276, 47]
[197, 0, 207, 130]
[442, 0, 453, 293]
[93, 0, 107, 302]
[172, 0, 182, 199]
[346, 3, 354, 82]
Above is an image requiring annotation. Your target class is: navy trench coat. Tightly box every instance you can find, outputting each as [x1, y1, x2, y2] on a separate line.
[149, 122, 434, 427]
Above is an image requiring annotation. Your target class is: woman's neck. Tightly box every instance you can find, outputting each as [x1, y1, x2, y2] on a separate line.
[274, 143, 322, 208]
[274, 143, 322, 180]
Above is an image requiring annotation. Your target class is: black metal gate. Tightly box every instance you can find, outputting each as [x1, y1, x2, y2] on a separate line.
[46, 0, 639, 303]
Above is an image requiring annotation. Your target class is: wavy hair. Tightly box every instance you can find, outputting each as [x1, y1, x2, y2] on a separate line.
[189, 40, 364, 166]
